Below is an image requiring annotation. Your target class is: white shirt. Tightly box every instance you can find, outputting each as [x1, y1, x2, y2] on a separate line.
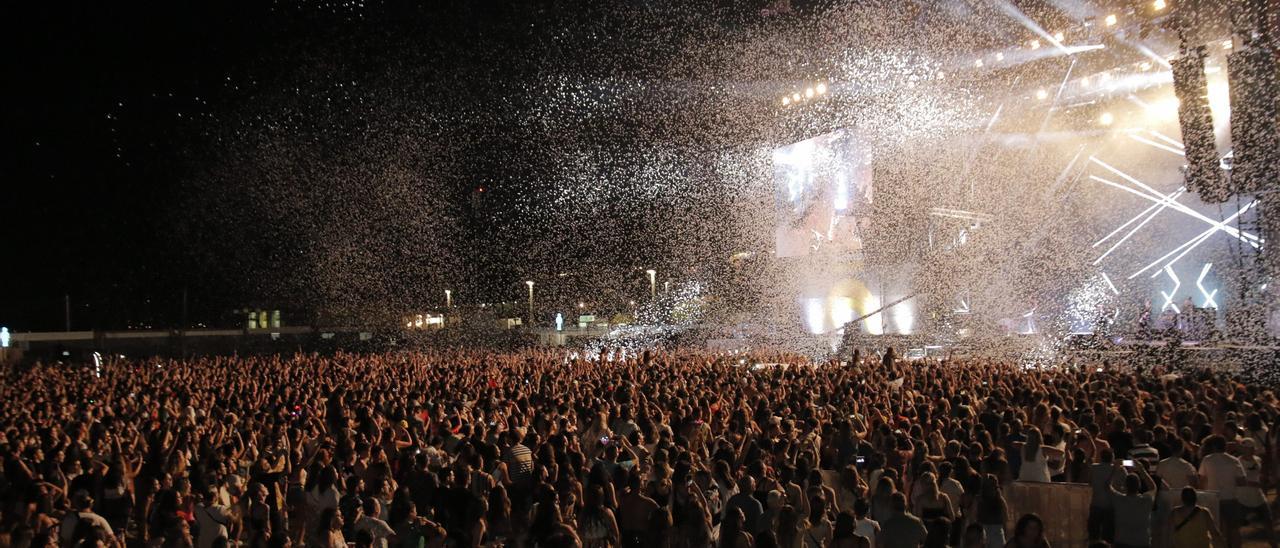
[195, 504, 232, 548]
[1156, 457, 1197, 491]
[1238, 455, 1266, 507]
[855, 517, 880, 546]
[59, 511, 114, 546]
[940, 478, 965, 510]
[1198, 452, 1245, 501]
[354, 515, 395, 548]
[1018, 448, 1052, 483]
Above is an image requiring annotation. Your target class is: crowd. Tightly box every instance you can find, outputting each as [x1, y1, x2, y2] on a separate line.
[0, 348, 1277, 548]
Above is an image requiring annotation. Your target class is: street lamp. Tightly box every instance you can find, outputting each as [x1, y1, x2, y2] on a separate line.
[645, 269, 656, 299]
[444, 289, 452, 309]
[525, 280, 535, 325]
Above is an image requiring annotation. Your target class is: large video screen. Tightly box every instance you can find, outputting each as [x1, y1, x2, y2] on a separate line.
[774, 129, 872, 258]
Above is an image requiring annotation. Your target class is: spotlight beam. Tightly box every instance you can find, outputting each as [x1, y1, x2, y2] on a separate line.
[1148, 130, 1184, 149]
[1092, 186, 1183, 247]
[991, 0, 1071, 54]
[1089, 158, 1260, 243]
[1092, 188, 1185, 265]
[1127, 134, 1186, 156]
[1101, 272, 1120, 295]
[1038, 59, 1078, 133]
[1126, 200, 1260, 279]
[1089, 174, 1261, 248]
[1149, 201, 1260, 278]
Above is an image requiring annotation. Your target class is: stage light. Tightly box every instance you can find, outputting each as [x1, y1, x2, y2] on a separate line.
[1080, 76, 1091, 88]
[782, 96, 790, 106]
[1221, 39, 1232, 50]
[995, 52, 1005, 61]
[1099, 112, 1114, 125]
[1207, 79, 1231, 118]
[1146, 97, 1180, 118]
[1104, 14, 1117, 26]
[1160, 266, 1181, 312]
[1153, 0, 1166, 10]
[815, 82, 827, 94]
[1029, 39, 1041, 49]
[1053, 31, 1065, 42]
[1196, 263, 1218, 308]
[805, 87, 815, 98]
[974, 59, 984, 67]
[1035, 89, 1049, 100]
[1140, 62, 1152, 71]
[792, 92, 801, 102]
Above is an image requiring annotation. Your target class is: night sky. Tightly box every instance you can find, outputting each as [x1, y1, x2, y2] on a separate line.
[6, 0, 1267, 333]
[2, 1, 784, 331]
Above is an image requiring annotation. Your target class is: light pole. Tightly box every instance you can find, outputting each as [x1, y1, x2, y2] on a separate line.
[445, 289, 452, 309]
[645, 269, 656, 299]
[525, 280, 535, 326]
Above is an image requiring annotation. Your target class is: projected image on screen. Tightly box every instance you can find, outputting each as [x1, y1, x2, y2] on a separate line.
[774, 129, 872, 258]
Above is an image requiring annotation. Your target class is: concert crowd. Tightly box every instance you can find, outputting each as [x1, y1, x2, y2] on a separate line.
[0, 348, 1276, 548]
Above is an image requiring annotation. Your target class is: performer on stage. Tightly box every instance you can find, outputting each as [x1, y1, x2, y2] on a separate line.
[1137, 299, 1152, 337]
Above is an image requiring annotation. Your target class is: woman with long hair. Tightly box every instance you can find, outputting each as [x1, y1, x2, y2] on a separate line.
[719, 507, 753, 548]
[309, 507, 345, 548]
[802, 496, 832, 548]
[831, 512, 868, 548]
[912, 472, 954, 548]
[777, 504, 805, 548]
[868, 477, 897, 525]
[486, 484, 513, 545]
[1016, 429, 1058, 483]
[972, 474, 1008, 548]
[578, 485, 620, 548]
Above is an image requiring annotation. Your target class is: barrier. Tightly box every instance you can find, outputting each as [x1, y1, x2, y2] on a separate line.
[1006, 481, 1221, 547]
[1007, 481, 1092, 546]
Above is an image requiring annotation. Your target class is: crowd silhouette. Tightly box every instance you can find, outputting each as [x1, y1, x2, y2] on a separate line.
[0, 348, 1276, 548]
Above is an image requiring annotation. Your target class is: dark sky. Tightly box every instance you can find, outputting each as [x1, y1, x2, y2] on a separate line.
[1, 0, 786, 331]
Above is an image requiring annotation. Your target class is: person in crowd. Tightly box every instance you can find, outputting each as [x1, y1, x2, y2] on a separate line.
[578, 484, 620, 548]
[909, 472, 952, 548]
[1107, 460, 1156, 548]
[1005, 514, 1050, 548]
[831, 512, 868, 548]
[1236, 437, 1278, 548]
[1168, 486, 1225, 548]
[971, 474, 1007, 548]
[1199, 435, 1247, 548]
[1015, 429, 1060, 483]
[720, 506, 753, 548]
[1154, 440, 1197, 492]
[852, 499, 879, 547]
[353, 498, 395, 548]
[194, 486, 232, 548]
[961, 523, 987, 548]
[59, 491, 116, 548]
[802, 496, 832, 548]
[879, 492, 927, 548]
